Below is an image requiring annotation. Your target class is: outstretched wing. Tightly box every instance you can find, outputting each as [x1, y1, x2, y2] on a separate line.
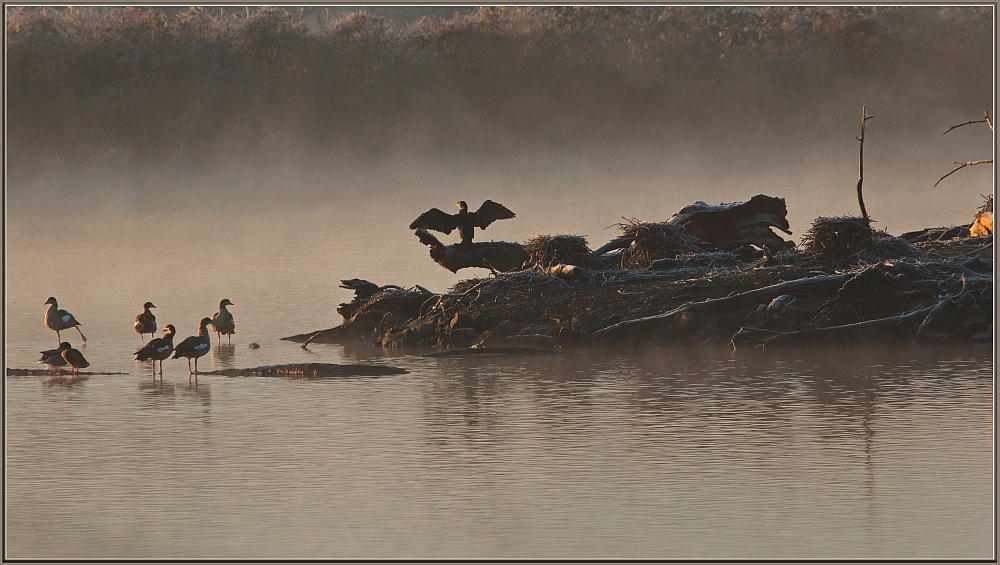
[409, 208, 460, 234]
[470, 200, 516, 229]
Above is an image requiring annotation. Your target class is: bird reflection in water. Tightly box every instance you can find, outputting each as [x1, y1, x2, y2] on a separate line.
[43, 374, 88, 388]
[181, 380, 212, 407]
[212, 344, 236, 367]
[137, 379, 175, 407]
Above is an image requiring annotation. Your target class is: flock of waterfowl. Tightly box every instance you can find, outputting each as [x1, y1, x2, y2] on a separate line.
[39, 296, 236, 379]
[34, 200, 514, 379]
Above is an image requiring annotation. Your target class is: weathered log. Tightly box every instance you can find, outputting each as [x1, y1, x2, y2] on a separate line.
[6, 368, 129, 376]
[337, 279, 401, 320]
[414, 229, 530, 272]
[667, 194, 794, 249]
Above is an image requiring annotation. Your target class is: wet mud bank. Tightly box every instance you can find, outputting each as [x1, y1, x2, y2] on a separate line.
[285, 219, 993, 351]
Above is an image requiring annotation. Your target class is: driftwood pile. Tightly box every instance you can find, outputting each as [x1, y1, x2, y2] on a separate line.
[284, 194, 991, 351]
[286, 214, 992, 350]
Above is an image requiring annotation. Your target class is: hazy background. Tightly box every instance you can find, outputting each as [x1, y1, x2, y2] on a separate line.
[5, 6, 996, 310]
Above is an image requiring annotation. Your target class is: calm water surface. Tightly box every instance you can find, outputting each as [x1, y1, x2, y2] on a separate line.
[4, 207, 995, 559]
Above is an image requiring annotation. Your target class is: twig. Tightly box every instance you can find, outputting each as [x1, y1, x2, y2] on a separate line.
[915, 277, 968, 339]
[943, 110, 994, 134]
[959, 239, 993, 257]
[856, 105, 875, 225]
[934, 159, 994, 187]
[761, 304, 935, 346]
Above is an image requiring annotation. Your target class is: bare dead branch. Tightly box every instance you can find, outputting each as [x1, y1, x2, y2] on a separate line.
[943, 109, 993, 134]
[934, 159, 994, 187]
[587, 274, 850, 341]
[856, 105, 874, 224]
[943, 119, 988, 135]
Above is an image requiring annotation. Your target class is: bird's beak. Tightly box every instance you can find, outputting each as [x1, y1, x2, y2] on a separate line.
[454, 202, 462, 208]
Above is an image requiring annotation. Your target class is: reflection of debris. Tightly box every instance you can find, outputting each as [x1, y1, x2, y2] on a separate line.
[203, 363, 407, 378]
[424, 346, 561, 357]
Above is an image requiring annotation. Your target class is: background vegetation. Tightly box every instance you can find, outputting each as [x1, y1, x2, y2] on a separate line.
[6, 6, 993, 171]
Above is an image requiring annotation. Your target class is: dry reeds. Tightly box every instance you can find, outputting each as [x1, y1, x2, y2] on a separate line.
[523, 235, 596, 268]
[5, 6, 991, 169]
[802, 216, 875, 260]
[616, 219, 703, 269]
[803, 216, 922, 262]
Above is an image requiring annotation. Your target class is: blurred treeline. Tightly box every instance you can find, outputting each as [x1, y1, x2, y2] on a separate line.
[6, 5, 993, 169]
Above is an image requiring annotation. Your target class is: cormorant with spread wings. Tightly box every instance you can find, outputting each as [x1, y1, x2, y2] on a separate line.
[409, 200, 516, 246]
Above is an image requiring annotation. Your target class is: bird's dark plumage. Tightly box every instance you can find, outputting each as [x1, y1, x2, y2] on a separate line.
[39, 342, 72, 370]
[136, 324, 176, 376]
[409, 200, 516, 245]
[62, 346, 90, 376]
[134, 301, 157, 344]
[173, 318, 212, 374]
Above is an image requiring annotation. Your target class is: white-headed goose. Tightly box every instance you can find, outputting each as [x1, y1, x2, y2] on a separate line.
[173, 317, 212, 374]
[44, 297, 87, 346]
[39, 342, 72, 373]
[209, 299, 235, 345]
[134, 301, 157, 345]
[135, 324, 175, 378]
[61, 346, 90, 377]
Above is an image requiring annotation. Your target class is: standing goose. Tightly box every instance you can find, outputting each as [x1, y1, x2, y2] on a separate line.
[172, 318, 212, 374]
[209, 299, 235, 345]
[61, 346, 90, 377]
[134, 302, 157, 345]
[409, 200, 516, 247]
[135, 324, 176, 378]
[39, 342, 72, 373]
[44, 297, 87, 346]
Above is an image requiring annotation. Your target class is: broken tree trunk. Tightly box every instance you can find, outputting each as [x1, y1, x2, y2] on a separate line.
[414, 229, 530, 273]
[856, 105, 874, 225]
[665, 194, 795, 249]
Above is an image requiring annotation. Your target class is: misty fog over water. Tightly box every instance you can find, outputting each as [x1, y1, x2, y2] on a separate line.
[4, 6, 995, 560]
[7, 6, 994, 235]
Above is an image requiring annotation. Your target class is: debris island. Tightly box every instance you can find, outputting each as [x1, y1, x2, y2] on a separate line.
[284, 195, 993, 351]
